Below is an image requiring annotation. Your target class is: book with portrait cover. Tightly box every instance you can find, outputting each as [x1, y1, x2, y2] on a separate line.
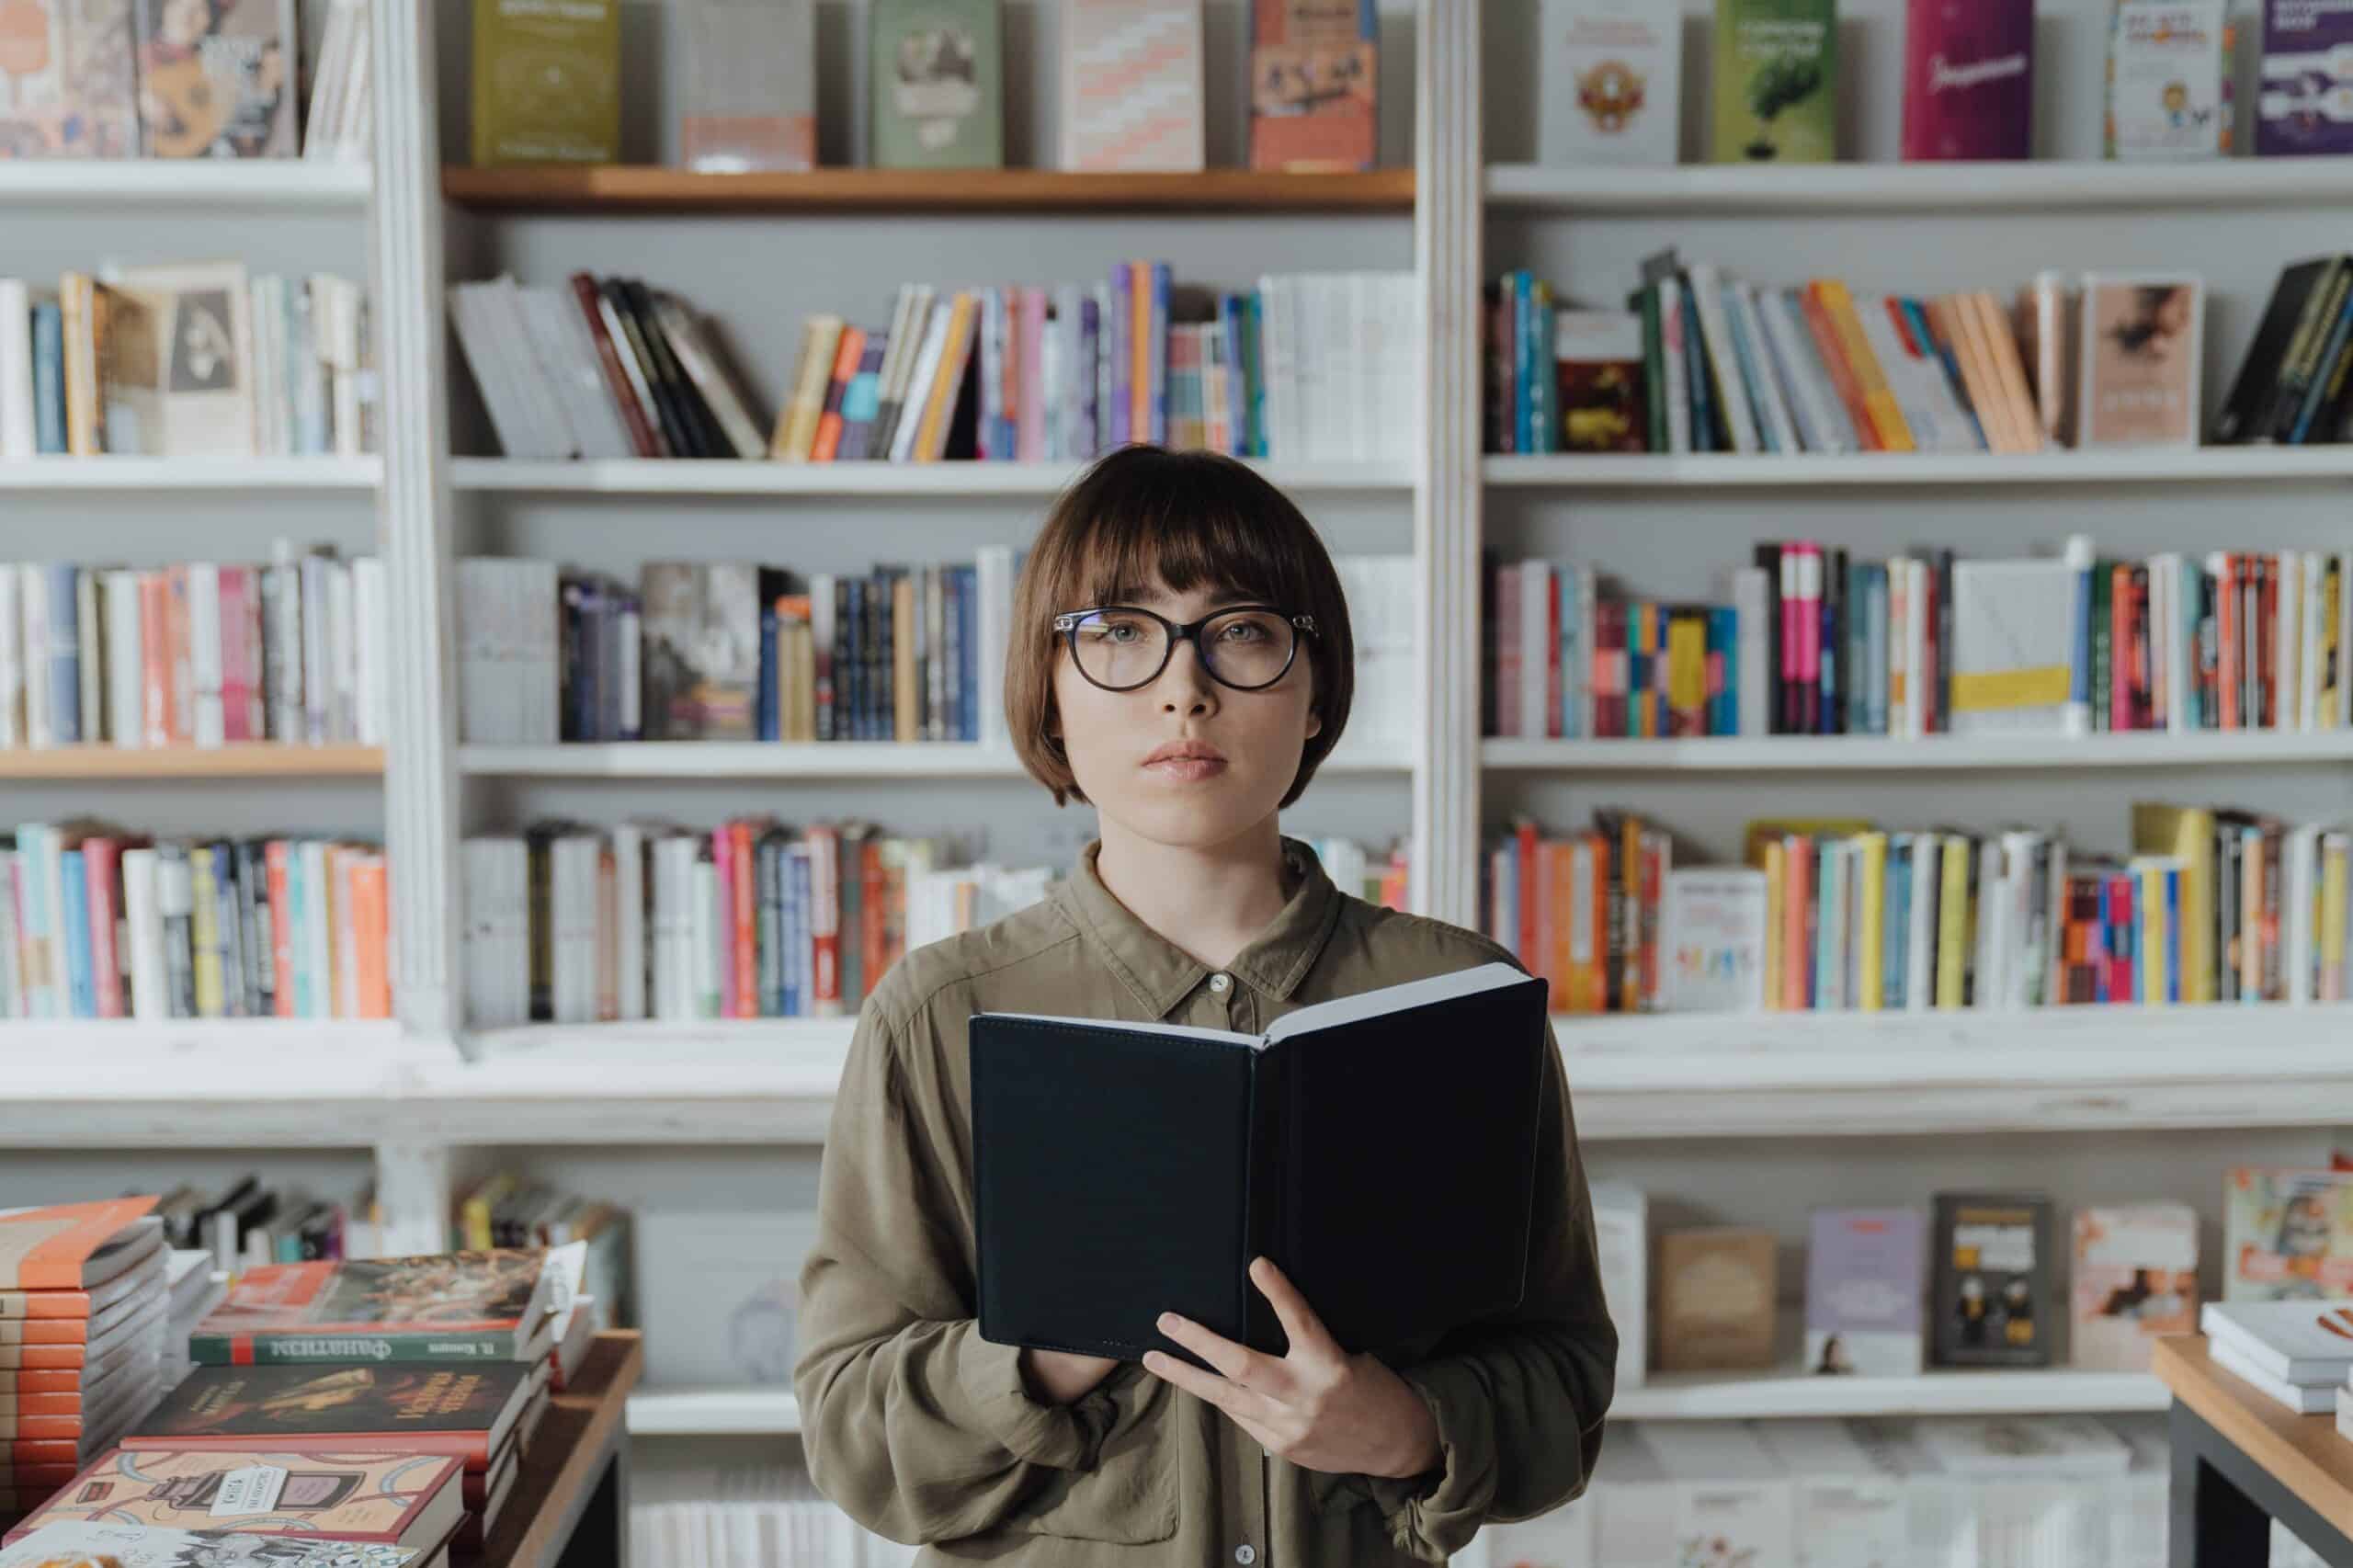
[2225, 1165, 2353, 1301]
[133, 0, 299, 158]
[2071, 1202, 2198, 1372]
[188, 1252, 556, 1366]
[1711, 0, 1836, 164]
[1247, 0, 1377, 173]
[123, 1363, 539, 1469]
[1805, 1207, 1927, 1377]
[5, 1448, 464, 1547]
[1901, 0, 2031, 160]
[2076, 273, 2203, 449]
[870, 0, 1004, 169]
[1930, 1191, 2053, 1368]
[1537, 0, 1682, 166]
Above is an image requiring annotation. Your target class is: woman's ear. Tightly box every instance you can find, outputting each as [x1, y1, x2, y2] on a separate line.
[1305, 708, 1323, 740]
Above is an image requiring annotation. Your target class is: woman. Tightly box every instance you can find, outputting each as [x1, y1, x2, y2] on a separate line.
[795, 447, 1615, 1563]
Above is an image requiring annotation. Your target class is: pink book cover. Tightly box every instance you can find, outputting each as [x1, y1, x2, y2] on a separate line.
[1902, 0, 2033, 160]
[218, 566, 250, 744]
[713, 824, 737, 1019]
[1018, 287, 1047, 462]
[82, 837, 121, 1018]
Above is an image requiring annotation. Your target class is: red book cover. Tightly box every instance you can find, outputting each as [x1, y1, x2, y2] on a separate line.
[1901, 0, 2032, 160]
[267, 839, 295, 1017]
[82, 837, 122, 1018]
[809, 327, 866, 462]
[0, 1410, 82, 1439]
[731, 821, 757, 1018]
[1514, 817, 1540, 965]
[569, 272, 663, 459]
[858, 840, 885, 997]
[123, 1364, 536, 1471]
[0, 1200, 160, 1291]
[0, 1393, 87, 1415]
[1248, 0, 1377, 172]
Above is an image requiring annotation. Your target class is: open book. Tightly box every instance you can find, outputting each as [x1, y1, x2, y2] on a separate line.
[972, 961, 1549, 1361]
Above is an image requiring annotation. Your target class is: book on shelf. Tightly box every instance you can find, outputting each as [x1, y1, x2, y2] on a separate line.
[870, 0, 1003, 170]
[2106, 0, 2235, 160]
[1712, 0, 1836, 165]
[445, 1177, 631, 1335]
[1901, 0, 2031, 161]
[146, 1177, 376, 1277]
[5, 1448, 464, 1551]
[1060, 0, 1205, 173]
[972, 962, 1547, 1359]
[0, 0, 137, 158]
[188, 1251, 559, 1366]
[2069, 1201, 2198, 1372]
[1631, 1425, 1798, 1560]
[2076, 274, 2203, 449]
[1661, 867, 1768, 1013]
[0, 824, 392, 1022]
[0, 1522, 435, 1568]
[2258, 0, 2353, 155]
[1655, 1227, 1776, 1371]
[679, 0, 815, 173]
[1804, 1207, 1926, 1377]
[1929, 1192, 2053, 1369]
[133, 0, 297, 158]
[470, 0, 619, 166]
[1485, 812, 1667, 1015]
[2214, 254, 2353, 446]
[1587, 1182, 1646, 1392]
[1536, 0, 1680, 167]
[2225, 1165, 2353, 1301]
[1247, 0, 1376, 174]
[302, 0, 373, 165]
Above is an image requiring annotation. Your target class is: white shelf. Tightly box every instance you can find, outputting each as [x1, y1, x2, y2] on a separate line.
[0, 160, 372, 206]
[1483, 449, 2353, 489]
[459, 741, 1411, 778]
[0, 458, 382, 492]
[449, 458, 1415, 496]
[1484, 732, 2353, 772]
[1612, 1367, 2165, 1422]
[629, 1388, 802, 1437]
[1484, 157, 2353, 215]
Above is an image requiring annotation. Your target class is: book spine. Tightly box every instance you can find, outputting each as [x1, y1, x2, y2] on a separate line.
[188, 1329, 515, 1366]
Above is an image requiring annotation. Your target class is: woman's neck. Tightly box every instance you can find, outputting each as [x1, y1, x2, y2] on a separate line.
[1092, 813, 1294, 973]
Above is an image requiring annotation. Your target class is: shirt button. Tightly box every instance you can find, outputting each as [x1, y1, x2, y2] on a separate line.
[1234, 1549, 1256, 1566]
[1210, 972, 1232, 994]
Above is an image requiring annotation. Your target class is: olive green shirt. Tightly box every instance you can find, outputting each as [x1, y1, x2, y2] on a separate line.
[794, 835, 1616, 1565]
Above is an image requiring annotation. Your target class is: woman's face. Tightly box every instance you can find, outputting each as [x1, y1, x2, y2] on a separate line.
[1051, 573, 1320, 853]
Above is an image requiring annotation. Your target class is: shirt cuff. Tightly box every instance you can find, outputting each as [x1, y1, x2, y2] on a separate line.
[956, 1334, 1116, 1472]
[1379, 1358, 1496, 1556]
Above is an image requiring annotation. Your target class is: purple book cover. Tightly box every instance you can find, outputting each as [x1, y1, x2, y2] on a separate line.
[1109, 267, 1132, 448]
[1803, 1207, 1927, 1376]
[1077, 296, 1102, 458]
[2259, 0, 2353, 154]
[1902, 0, 2034, 159]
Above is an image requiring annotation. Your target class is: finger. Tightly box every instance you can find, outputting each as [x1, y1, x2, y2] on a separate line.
[1157, 1312, 1295, 1399]
[1141, 1349, 1281, 1423]
[1250, 1257, 1337, 1358]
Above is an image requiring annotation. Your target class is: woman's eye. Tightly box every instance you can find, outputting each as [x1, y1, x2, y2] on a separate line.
[1219, 621, 1267, 642]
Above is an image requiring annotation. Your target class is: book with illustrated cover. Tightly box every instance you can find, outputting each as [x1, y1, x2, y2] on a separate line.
[1712, 0, 1836, 163]
[1247, 0, 1377, 173]
[2106, 0, 2234, 159]
[93, 264, 256, 459]
[639, 564, 774, 741]
[1661, 867, 1768, 1012]
[870, 0, 1003, 169]
[1538, 0, 1680, 166]
[2071, 1202, 2198, 1371]
[188, 1252, 555, 1366]
[470, 0, 619, 165]
[2259, 0, 2353, 155]
[1805, 1207, 1926, 1377]
[0, 0, 136, 157]
[2226, 1165, 2353, 1301]
[0, 1199, 163, 1291]
[1552, 310, 1646, 453]
[5, 1449, 463, 1547]
[1947, 552, 2085, 735]
[1930, 1191, 2053, 1367]
[2076, 274, 2202, 449]
[1060, 0, 1205, 172]
[679, 0, 815, 173]
[133, 0, 298, 157]
[125, 1363, 538, 1470]
[1901, 0, 2031, 160]
[0, 1522, 425, 1568]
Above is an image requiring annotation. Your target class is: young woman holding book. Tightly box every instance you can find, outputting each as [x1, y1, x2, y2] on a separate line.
[794, 447, 1616, 1564]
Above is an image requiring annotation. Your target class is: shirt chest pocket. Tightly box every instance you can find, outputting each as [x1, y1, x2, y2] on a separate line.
[1013, 1369, 1178, 1545]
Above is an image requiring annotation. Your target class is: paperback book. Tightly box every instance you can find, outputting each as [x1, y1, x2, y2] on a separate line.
[2076, 274, 2203, 449]
[133, 0, 299, 157]
[5, 1448, 464, 1546]
[1060, 0, 1206, 172]
[1657, 1228, 1777, 1371]
[2258, 0, 2353, 154]
[2070, 1202, 2198, 1372]
[870, 0, 1004, 169]
[1537, 0, 1682, 166]
[126, 1362, 539, 1469]
[0, 1523, 424, 1568]
[1901, 0, 2032, 160]
[1804, 1207, 1927, 1376]
[1929, 1191, 2053, 1368]
[188, 1251, 557, 1365]
[2225, 1165, 2353, 1301]
[1247, 0, 1377, 172]
[1712, 0, 1836, 163]
[470, 0, 620, 165]
[2106, 0, 2234, 159]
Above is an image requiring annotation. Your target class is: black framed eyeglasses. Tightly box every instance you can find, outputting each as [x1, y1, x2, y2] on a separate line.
[1051, 604, 1318, 693]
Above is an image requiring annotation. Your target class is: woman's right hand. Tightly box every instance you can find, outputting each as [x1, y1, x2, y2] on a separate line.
[1020, 1346, 1120, 1404]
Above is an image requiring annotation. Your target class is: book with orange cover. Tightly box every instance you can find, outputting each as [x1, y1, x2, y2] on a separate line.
[352, 853, 391, 1019]
[0, 1249, 161, 1326]
[5, 1448, 465, 1547]
[1808, 279, 1915, 451]
[1929, 295, 2018, 453]
[912, 292, 978, 462]
[1795, 287, 1880, 451]
[810, 326, 867, 462]
[0, 1201, 162, 1292]
[1247, 0, 1377, 172]
[1969, 290, 2044, 454]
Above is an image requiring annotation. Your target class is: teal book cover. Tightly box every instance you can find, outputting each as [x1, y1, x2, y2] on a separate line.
[870, 0, 1005, 169]
[1712, 0, 1837, 163]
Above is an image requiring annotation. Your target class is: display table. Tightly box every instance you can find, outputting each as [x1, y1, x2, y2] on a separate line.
[2154, 1335, 2353, 1567]
[482, 1330, 644, 1568]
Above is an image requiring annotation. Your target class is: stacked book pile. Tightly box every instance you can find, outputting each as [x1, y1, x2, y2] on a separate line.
[0, 1202, 173, 1530]
[158, 1253, 225, 1394]
[2200, 1301, 2353, 1418]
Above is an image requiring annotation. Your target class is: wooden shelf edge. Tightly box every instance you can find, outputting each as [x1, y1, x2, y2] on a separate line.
[0, 744, 385, 779]
[440, 165, 1415, 213]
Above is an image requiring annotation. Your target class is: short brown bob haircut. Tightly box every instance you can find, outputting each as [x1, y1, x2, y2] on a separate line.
[1006, 446, 1356, 810]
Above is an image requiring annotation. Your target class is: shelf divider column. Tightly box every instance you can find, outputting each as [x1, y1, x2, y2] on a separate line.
[1413, 0, 1483, 926]
[372, 0, 462, 1039]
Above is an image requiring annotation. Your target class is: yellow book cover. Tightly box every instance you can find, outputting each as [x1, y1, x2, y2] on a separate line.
[2133, 858, 2168, 1005]
[460, 1171, 517, 1253]
[472, 0, 621, 166]
[1857, 831, 1887, 1011]
[2131, 803, 2214, 1005]
[1936, 834, 1969, 1009]
[2325, 558, 2344, 727]
[774, 315, 845, 460]
[2325, 836, 2349, 1000]
[1565, 835, 1606, 1014]
[1757, 838, 1785, 1012]
[915, 292, 978, 461]
[1668, 612, 1706, 732]
[1637, 603, 1661, 738]
[1810, 278, 1915, 452]
[188, 847, 223, 1019]
[893, 574, 918, 740]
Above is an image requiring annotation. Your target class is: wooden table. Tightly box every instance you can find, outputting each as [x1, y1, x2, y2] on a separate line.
[481, 1331, 643, 1568]
[2154, 1335, 2353, 1566]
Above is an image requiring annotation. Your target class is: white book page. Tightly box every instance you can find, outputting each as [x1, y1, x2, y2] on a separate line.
[980, 1011, 1256, 1047]
[1262, 960, 1529, 1046]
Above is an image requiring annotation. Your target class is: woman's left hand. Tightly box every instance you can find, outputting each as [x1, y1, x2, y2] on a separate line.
[1142, 1256, 1441, 1481]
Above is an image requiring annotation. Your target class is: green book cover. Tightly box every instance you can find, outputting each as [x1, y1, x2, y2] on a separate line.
[870, 0, 1004, 169]
[1711, 0, 1836, 163]
[472, 0, 622, 167]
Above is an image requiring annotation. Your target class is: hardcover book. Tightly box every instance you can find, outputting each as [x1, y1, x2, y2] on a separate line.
[1930, 1191, 2053, 1368]
[1901, 0, 2031, 160]
[1537, 0, 1682, 166]
[92, 263, 257, 459]
[1804, 1207, 1926, 1377]
[679, 0, 816, 172]
[189, 1251, 556, 1366]
[2225, 1165, 2353, 1301]
[0, 1522, 423, 1568]
[870, 0, 1004, 169]
[133, 0, 298, 157]
[1657, 1228, 1777, 1371]
[1247, 0, 1377, 173]
[124, 1363, 538, 1469]
[2259, 0, 2353, 154]
[0, 1199, 162, 1290]
[1552, 309, 1646, 453]
[470, 0, 620, 166]
[640, 563, 769, 741]
[972, 962, 1548, 1359]
[1060, 0, 1206, 172]
[0, 0, 138, 156]
[1711, 0, 1836, 164]
[5, 1448, 464, 1547]
[2106, 0, 2234, 159]
[1661, 867, 1768, 1012]
[2071, 1202, 2198, 1371]
[2076, 273, 2203, 449]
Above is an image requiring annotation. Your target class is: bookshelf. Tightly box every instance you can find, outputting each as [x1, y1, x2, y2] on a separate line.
[447, 456, 1415, 495]
[0, 744, 385, 780]
[0, 457, 383, 491]
[0, 161, 372, 206]
[439, 165, 1416, 214]
[1483, 448, 2353, 487]
[1484, 156, 2353, 213]
[1483, 733, 2353, 771]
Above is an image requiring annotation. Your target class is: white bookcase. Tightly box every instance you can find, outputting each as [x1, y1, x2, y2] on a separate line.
[15, 2, 2353, 1547]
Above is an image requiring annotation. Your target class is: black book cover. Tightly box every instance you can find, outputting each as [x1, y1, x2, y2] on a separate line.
[597, 278, 696, 458]
[621, 278, 727, 459]
[1753, 543, 1783, 734]
[131, 1363, 531, 1446]
[1929, 1192, 2053, 1369]
[972, 963, 1548, 1363]
[2215, 256, 2332, 444]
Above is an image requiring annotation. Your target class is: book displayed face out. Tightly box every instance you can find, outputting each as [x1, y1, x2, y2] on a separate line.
[971, 961, 1550, 1361]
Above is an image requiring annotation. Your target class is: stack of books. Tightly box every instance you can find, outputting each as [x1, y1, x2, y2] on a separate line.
[1, 1522, 438, 1568]
[158, 1253, 225, 1394]
[0, 1201, 174, 1529]
[2200, 1301, 2353, 1415]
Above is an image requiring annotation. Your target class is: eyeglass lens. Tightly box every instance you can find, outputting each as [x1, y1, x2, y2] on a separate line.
[1069, 608, 1296, 690]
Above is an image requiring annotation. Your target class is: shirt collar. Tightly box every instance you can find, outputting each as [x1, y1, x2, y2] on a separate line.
[1051, 835, 1346, 1019]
